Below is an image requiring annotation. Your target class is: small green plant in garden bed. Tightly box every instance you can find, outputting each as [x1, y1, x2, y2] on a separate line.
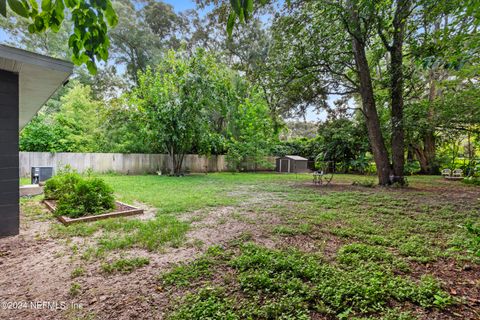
[101, 257, 150, 274]
[44, 167, 115, 218]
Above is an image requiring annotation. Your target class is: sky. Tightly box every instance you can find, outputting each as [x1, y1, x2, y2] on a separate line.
[163, 0, 197, 12]
[0, 0, 324, 122]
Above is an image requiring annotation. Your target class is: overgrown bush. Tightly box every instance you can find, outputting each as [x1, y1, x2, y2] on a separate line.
[44, 167, 82, 200]
[404, 160, 421, 175]
[44, 167, 115, 218]
[462, 177, 480, 186]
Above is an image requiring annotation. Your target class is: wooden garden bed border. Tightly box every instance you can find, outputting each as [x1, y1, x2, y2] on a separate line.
[43, 200, 144, 225]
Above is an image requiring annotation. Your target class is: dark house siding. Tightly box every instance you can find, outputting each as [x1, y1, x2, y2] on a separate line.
[0, 69, 19, 237]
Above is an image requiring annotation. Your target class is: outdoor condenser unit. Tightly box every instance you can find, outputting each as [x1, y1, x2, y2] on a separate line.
[31, 166, 54, 184]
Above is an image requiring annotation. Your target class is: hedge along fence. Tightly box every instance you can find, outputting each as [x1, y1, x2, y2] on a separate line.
[19, 152, 276, 177]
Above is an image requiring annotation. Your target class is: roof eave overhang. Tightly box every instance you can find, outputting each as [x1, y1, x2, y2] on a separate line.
[0, 44, 74, 129]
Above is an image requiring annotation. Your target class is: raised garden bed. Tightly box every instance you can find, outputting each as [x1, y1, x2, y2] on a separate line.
[43, 200, 144, 225]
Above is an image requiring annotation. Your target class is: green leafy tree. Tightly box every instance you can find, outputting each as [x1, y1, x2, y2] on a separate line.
[223, 0, 477, 185]
[19, 114, 58, 151]
[316, 116, 370, 173]
[20, 82, 103, 152]
[96, 96, 152, 153]
[132, 50, 230, 175]
[226, 88, 275, 171]
[53, 82, 103, 151]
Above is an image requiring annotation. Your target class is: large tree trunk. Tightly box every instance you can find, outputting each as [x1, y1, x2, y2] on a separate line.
[388, 0, 410, 184]
[413, 145, 429, 173]
[350, 34, 392, 185]
[423, 70, 437, 174]
[416, 20, 441, 175]
[169, 146, 176, 176]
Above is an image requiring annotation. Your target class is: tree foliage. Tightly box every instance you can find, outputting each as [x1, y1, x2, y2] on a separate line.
[1, 0, 118, 73]
[130, 49, 275, 175]
[20, 82, 102, 152]
[222, 0, 479, 183]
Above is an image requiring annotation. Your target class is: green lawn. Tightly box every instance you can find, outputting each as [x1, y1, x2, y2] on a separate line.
[101, 172, 313, 214]
[20, 173, 480, 319]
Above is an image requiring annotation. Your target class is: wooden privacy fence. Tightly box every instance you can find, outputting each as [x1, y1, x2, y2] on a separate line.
[19, 152, 276, 177]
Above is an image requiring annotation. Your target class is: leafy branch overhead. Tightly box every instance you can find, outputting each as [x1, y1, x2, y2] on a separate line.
[227, 0, 258, 36]
[0, 0, 118, 73]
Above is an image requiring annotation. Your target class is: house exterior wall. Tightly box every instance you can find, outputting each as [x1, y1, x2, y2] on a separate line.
[0, 70, 19, 237]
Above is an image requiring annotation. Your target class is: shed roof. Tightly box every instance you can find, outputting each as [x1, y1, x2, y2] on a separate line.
[283, 155, 308, 161]
[0, 45, 74, 129]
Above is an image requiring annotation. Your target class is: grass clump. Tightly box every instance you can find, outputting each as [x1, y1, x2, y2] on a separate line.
[71, 267, 86, 278]
[50, 214, 190, 253]
[69, 282, 82, 297]
[337, 243, 409, 272]
[101, 257, 150, 274]
[160, 245, 228, 286]
[96, 215, 189, 251]
[168, 287, 239, 320]
[272, 223, 312, 236]
[44, 166, 115, 218]
[161, 256, 215, 287]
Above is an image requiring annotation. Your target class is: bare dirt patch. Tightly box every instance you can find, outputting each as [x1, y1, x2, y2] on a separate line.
[0, 191, 285, 319]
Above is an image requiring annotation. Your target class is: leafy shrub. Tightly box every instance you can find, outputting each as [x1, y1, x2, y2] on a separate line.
[44, 167, 115, 218]
[404, 160, 420, 175]
[462, 177, 480, 186]
[44, 167, 82, 200]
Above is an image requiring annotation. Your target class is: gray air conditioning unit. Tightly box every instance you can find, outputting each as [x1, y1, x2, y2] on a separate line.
[31, 166, 54, 184]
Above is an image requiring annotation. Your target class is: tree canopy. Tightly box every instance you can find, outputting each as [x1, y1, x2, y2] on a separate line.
[1, 0, 118, 72]
[7, 0, 479, 181]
